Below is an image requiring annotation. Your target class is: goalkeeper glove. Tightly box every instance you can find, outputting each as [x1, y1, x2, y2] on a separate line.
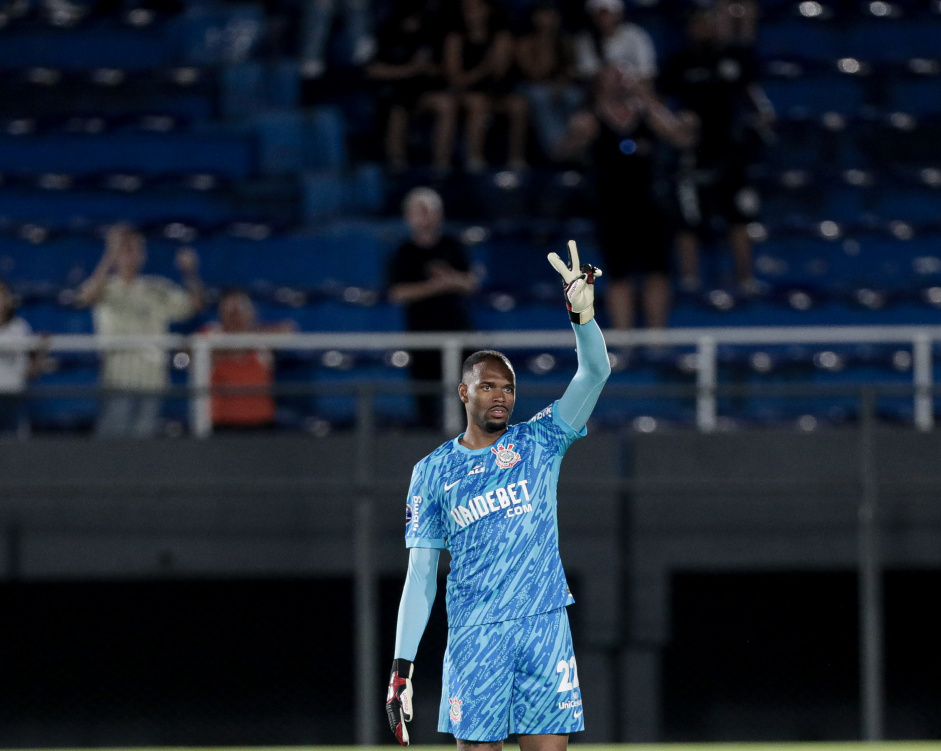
[386, 658, 414, 746]
[548, 240, 602, 325]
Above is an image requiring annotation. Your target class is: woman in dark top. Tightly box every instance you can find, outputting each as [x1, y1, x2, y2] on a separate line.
[558, 67, 695, 329]
[367, 3, 457, 172]
[442, 0, 528, 172]
[515, 0, 583, 161]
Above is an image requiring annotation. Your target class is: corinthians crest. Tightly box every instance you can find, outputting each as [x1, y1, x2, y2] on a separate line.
[491, 442, 521, 469]
[448, 697, 463, 722]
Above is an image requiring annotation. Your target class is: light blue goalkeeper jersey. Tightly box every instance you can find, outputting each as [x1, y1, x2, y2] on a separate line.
[405, 401, 584, 628]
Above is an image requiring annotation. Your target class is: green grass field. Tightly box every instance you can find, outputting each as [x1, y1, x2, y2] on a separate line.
[16, 744, 941, 751]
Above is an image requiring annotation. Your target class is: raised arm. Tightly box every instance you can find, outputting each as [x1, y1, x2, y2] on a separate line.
[558, 319, 610, 431]
[548, 241, 611, 432]
[386, 546, 440, 746]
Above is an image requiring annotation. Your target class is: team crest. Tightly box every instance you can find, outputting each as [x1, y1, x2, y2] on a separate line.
[491, 443, 521, 469]
[448, 697, 463, 722]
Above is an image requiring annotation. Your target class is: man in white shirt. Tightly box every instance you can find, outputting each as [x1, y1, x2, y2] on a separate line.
[574, 0, 657, 83]
[0, 278, 45, 437]
[78, 224, 205, 437]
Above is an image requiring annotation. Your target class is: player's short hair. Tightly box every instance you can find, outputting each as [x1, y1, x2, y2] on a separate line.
[462, 350, 515, 383]
[402, 186, 444, 215]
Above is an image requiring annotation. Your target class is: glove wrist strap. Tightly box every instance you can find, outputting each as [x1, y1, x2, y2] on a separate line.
[569, 305, 594, 325]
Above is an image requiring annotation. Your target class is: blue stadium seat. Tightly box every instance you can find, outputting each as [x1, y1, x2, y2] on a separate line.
[472, 302, 571, 331]
[0, 132, 255, 177]
[291, 301, 404, 332]
[871, 188, 941, 225]
[304, 107, 347, 171]
[886, 80, 941, 117]
[758, 22, 847, 63]
[0, 238, 101, 286]
[762, 75, 866, 118]
[30, 363, 99, 431]
[0, 29, 170, 69]
[311, 365, 414, 425]
[847, 21, 941, 63]
[20, 303, 94, 334]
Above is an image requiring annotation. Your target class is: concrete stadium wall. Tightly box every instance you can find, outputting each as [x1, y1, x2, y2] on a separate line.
[0, 430, 939, 744]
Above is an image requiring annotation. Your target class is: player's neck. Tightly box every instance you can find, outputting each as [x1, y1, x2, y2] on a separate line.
[459, 424, 507, 450]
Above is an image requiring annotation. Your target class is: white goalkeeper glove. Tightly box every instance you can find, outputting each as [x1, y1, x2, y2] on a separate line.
[385, 658, 414, 746]
[548, 240, 602, 325]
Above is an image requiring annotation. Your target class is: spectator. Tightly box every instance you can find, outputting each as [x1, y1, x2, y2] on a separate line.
[515, 0, 583, 162]
[558, 67, 695, 330]
[715, 0, 758, 49]
[202, 289, 296, 432]
[660, 6, 774, 292]
[0, 278, 47, 438]
[387, 187, 478, 428]
[77, 225, 205, 438]
[574, 0, 657, 85]
[300, 0, 375, 78]
[366, 2, 457, 173]
[442, 0, 529, 172]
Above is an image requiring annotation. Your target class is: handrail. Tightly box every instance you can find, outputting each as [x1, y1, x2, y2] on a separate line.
[0, 324, 936, 435]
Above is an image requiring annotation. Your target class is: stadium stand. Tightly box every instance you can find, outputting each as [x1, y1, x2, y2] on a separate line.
[1, 0, 940, 430]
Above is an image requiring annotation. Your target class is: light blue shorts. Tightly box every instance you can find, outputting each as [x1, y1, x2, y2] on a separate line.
[438, 607, 584, 741]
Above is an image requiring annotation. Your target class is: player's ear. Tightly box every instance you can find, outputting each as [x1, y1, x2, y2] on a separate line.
[458, 383, 468, 403]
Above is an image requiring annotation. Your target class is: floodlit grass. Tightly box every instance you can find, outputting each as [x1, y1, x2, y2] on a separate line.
[10, 744, 940, 751]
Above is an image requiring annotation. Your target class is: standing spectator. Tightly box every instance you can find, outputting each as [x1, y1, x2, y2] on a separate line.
[558, 67, 695, 330]
[660, 7, 774, 292]
[77, 224, 205, 438]
[0, 278, 47, 438]
[443, 0, 529, 172]
[366, 2, 457, 173]
[202, 289, 296, 432]
[574, 0, 657, 85]
[299, 0, 375, 78]
[387, 187, 478, 428]
[515, 0, 583, 162]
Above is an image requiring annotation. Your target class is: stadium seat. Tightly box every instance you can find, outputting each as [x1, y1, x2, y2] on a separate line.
[885, 79, 941, 117]
[311, 364, 414, 425]
[762, 75, 867, 118]
[758, 21, 847, 63]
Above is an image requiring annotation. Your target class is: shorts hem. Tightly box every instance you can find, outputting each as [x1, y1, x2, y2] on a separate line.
[514, 726, 585, 735]
[439, 728, 508, 742]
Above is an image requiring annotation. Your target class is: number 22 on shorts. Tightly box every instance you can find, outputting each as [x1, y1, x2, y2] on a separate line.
[556, 656, 580, 692]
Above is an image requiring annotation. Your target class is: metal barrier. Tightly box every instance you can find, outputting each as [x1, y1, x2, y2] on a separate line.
[0, 324, 939, 435]
[2, 325, 940, 742]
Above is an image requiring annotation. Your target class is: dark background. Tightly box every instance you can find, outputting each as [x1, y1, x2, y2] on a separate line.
[1, 570, 938, 746]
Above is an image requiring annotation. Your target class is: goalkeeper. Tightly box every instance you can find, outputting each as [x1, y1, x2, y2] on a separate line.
[386, 241, 611, 751]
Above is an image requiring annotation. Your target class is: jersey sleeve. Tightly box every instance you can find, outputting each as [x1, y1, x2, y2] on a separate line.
[404, 460, 448, 550]
[528, 400, 585, 457]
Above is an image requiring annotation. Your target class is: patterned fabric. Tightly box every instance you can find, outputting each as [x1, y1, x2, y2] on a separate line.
[405, 401, 584, 628]
[437, 607, 584, 741]
[0, 317, 32, 393]
[93, 276, 193, 391]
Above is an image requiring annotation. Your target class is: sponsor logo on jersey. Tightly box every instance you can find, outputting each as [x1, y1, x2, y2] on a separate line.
[532, 405, 553, 422]
[491, 442, 522, 469]
[449, 480, 532, 528]
[448, 697, 463, 722]
[444, 479, 460, 491]
[467, 464, 485, 475]
[558, 699, 583, 710]
[408, 495, 421, 530]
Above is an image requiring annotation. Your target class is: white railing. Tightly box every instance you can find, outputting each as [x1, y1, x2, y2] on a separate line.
[2, 324, 939, 434]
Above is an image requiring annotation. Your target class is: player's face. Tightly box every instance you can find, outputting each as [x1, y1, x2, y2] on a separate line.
[460, 358, 516, 434]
